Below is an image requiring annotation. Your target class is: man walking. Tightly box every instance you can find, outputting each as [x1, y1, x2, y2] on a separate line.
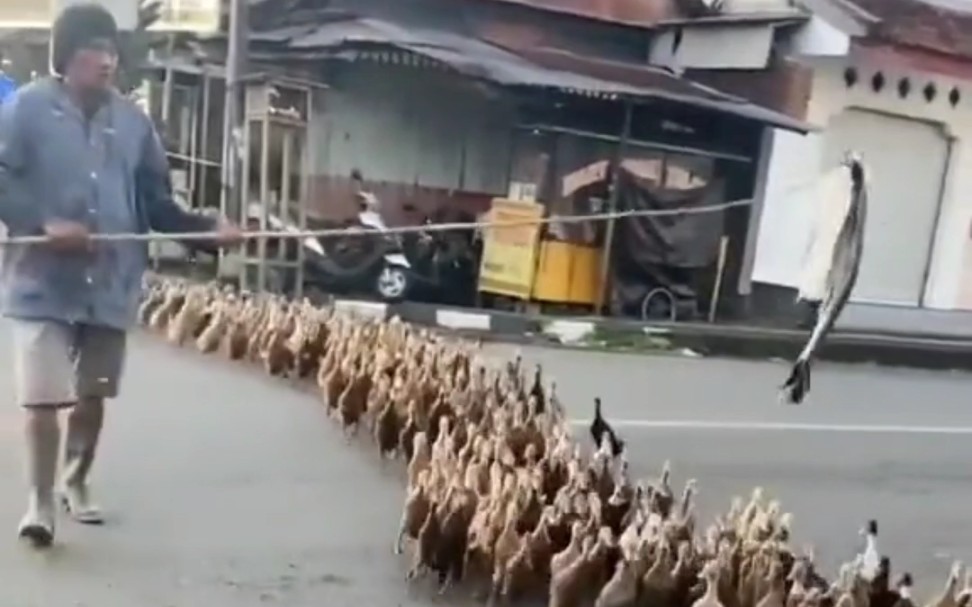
[0, 3, 241, 547]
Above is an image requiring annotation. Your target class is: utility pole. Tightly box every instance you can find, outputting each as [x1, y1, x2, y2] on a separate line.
[219, 0, 248, 276]
[221, 0, 248, 225]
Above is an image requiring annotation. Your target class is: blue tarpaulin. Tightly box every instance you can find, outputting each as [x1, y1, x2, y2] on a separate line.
[0, 74, 17, 105]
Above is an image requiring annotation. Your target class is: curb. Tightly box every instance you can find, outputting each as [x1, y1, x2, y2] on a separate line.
[329, 299, 542, 336]
[330, 299, 972, 371]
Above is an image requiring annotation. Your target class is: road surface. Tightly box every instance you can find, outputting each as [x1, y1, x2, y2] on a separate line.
[0, 326, 968, 604]
[481, 344, 972, 598]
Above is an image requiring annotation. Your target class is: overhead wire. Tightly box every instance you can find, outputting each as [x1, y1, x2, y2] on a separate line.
[0, 197, 754, 246]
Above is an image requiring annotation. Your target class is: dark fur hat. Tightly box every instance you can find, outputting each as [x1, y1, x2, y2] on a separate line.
[50, 3, 119, 76]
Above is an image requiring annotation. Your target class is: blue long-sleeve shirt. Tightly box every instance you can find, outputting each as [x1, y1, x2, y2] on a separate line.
[0, 78, 217, 330]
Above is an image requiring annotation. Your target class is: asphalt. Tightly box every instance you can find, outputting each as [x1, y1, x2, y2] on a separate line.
[481, 344, 972, 598]
[0, 325, 969, 604]
[0, 326, 456, 607]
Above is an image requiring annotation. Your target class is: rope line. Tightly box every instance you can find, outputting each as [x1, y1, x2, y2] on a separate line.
[0, 197, 753, 246]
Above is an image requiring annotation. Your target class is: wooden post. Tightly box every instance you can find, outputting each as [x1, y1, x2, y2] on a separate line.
[595, 100, 634, 315]
[708, 236, 730, 323]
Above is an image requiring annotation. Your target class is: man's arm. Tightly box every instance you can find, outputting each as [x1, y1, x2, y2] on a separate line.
[136, 121, 219, 250]
[0, 94, 42, 233]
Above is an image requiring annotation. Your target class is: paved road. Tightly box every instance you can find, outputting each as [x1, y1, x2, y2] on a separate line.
[481, 345, 972, 598]
[0, 327, 970, 604]
[0, 326, 447, 607]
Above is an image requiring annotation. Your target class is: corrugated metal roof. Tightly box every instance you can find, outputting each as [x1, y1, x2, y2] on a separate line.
[257, 17, 811, 132]
[287, 18, 431, 48]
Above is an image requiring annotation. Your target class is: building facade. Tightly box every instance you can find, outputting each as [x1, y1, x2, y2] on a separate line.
[751, 0, 972, 334]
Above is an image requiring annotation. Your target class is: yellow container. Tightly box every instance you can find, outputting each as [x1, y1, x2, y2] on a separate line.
[532, 240, 602, 306]
[477, 199, 545, 300]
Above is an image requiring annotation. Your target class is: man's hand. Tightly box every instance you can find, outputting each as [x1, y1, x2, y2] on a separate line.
[43, 220, 91, 252]
[213, 218, 244, 248]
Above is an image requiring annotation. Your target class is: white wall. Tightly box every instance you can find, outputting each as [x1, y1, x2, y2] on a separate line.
[310, 62, 514, 194]
[787, 14, 851, 58]
[751, 127, 823, 288]
[650, 24, 775, 69]
[752, 58, 972, 310]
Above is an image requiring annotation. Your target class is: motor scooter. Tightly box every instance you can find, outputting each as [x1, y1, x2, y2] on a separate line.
[350, 191, 413, 301]
[247, 194, 414, 302]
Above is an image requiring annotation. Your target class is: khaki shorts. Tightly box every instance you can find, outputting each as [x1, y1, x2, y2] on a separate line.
[11, 320, 127, 407]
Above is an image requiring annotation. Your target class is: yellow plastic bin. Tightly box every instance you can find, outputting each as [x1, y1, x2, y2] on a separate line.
[532, 240, 602, 307]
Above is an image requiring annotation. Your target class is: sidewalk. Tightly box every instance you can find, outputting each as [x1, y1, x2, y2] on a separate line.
[161, 264, 972, 370]
[326, 299, 972, 370]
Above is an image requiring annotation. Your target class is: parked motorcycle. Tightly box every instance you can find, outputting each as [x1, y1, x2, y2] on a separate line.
[352, 192, 413, 300]
[248, 197, 413, 302]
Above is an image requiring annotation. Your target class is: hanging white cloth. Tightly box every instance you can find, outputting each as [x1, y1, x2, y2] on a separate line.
[797, 166, 855, 302]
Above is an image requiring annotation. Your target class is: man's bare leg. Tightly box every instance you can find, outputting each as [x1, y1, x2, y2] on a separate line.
[19, 407, 61, 546]
[61, 395, 105, 524]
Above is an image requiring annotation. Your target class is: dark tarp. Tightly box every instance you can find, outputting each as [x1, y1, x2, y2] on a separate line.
[610, 167, 726, 316]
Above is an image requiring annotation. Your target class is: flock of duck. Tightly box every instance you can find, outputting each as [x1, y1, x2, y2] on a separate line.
[139, 273, 963, 607]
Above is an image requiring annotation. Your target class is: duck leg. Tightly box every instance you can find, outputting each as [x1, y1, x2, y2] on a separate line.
[437, 568, 453, 595]
[487, 568, 505, 607]
[394, 518, 408, 555]
[405, 553, 425, 581]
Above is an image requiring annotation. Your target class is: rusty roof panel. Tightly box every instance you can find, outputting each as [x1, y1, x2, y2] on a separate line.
[687, 59, 814, 120]
[467, 0, 807, 28]
[511, 44, 737, 100]
[850, 0, 972, 60]
[467, 0, 680, 27]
